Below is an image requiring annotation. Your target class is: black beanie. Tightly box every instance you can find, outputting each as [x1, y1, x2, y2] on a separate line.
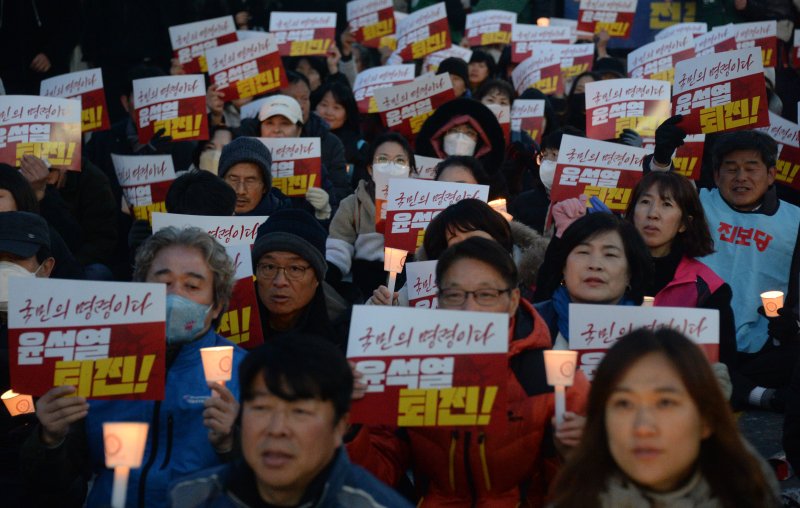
[252, 209, 328, 280]
[437, 57, 469, 87]
[218, 137, 272, 187]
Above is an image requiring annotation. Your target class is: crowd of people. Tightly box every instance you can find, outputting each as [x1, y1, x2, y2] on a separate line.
[2, 0, 800, 506]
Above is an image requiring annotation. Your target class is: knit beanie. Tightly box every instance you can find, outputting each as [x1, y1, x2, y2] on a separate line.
[252, 209, 327, 280]
[437, 57, 469, 87]
[217, 137, 273, 187]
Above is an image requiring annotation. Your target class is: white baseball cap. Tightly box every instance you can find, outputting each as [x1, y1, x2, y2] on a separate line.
[258, 94, 303, 125]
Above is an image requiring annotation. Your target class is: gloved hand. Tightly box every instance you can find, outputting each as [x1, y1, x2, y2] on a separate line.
[758, 306, 800, 343]
[653, 115, 686, 166]
[306, 187, 331, 220]
[552, 195, 588, 238]
[711, 362, 733, 401]
[586, 196, 611, 214]
[619, 128, 643, 148]
[137, 128, 173, 154]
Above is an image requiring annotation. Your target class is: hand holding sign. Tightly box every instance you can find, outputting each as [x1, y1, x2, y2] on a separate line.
[35, 385, 90, 447]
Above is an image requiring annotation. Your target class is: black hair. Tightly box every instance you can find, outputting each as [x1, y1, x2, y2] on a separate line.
[165, 170, 237, 216]
[312, 80, 360, 133]
[192, 125, 234, 168]
[469, 50, 498, 81]
[0, 163, 39, 213]
[436, 236, 518, 289]
[423, 199, 513, 260]
[538, 213, 653, 304]
[284, 69, 311, 90]
[123, 64, 166, 98]
[434, 156, 491, 185]
[711, 130, 778, 173]
[474, 79, 515, 103]
[568, 71, 601, 97]
[366, 132, 417, 175]
[288, 56, 329, 88]
[541, 126, 585, 152]
[519, 87, 560, 138]
[239, 334, 353, 422]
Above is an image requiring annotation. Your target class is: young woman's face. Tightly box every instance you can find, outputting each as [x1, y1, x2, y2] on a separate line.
[632, 184, 686, 258]
[295, 59, 321, 91]
[315, 91, 346, 130]
[480, 88, 511, 106]
[0, 189, 18, 212]
[562, 230, 630, 304]
[468, 61, 489, 85]
[437, 164, 478, 185]
[368, 141, 410, 176]
[605, 352, 710, 493]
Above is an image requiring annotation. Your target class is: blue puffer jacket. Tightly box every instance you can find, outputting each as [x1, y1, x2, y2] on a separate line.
[84, 329, 246, 508]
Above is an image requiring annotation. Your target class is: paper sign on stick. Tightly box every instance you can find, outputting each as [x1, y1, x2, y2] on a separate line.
[111, 155, 176, 223]
[8, 278, 166, 399]
[41, 68, 110, 133]
[757, 112, 800, 191]
[374, 164, 410, 234]
[374, 73, 455, 139]
[465, 10, 517, 47]
[577, 0, 637, 38]
[353, 64, 415, 114]
[584, 78, 672, 139]
[627, 34, 696, 83]
[672, 47, 768, 135]
[0, 95, 81, 171]
[511, 99, 546, 145]
[258, 137, 322, 197]
[511, 24, 573, 63]
[169, 16, 238, 73]
[347, 305, 508, 427]
[348, 0, 395, 48]
[406, 260, 438, 309]
[568, 303, 719, 380]
[550, 135, 647, 212]
[269, 12, 337, 57]
[385, 178, 489, 252]
[672, 134, 705, 180]
[656, 22, 708, 41]
[511, 45, 564, 95]
[205, 34, 287, 100]
[395, 2, 451, 61]
[412, 154, 443, 181]
[132, 75, 208, 144]
[734, 21, 777, 68]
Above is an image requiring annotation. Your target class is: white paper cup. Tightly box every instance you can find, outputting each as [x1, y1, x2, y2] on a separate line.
[384, 247, 408, 273]
[103, 422, 149, 468]
[642, 296, 655, 307]
[760, 291, 784, 317]
[543, 350, 578, 387]
[200, 346, 235, 383]
[1, 390, 34, 416]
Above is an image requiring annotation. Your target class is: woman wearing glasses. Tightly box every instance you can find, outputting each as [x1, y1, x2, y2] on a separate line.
[348, 237, 589, 507]
[326, 132, 417, 300]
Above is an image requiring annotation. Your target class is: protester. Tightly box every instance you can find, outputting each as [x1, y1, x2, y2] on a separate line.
[312, 80, 366, 171]
[170, 335, 413, 507]
[468, 50, 497, 93]
[21, 227, 246, 508]
[348, 237, 589, 506]
[550, 328, 781, 508]
[436, 57, 470, 98]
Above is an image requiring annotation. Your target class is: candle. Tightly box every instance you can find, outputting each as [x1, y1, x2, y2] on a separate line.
[543, 350, 578, 425]
[760, 290, 784, 317]
[537, 17, 550, 27]
[1, 389, 34, 416]
[103, 422, 149, 508]
[200, 346, 235, 388]
[642, 296, 654, 307]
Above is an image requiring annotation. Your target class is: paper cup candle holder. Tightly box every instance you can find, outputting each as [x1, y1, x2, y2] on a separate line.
[103, 421, 149, 508]
[543, 350, 578, 425]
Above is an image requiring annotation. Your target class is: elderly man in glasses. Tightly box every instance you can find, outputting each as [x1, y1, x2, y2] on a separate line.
[252, 209, 350, 348]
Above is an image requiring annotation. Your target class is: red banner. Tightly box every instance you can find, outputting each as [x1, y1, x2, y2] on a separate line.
[672, 48, 768, 135]
[8, 279, 166, 399]
[585, 78, 672, 139]
[206, 34, 287, 100]
[405, 260, 438, 309]
[260, 137, 322, 197]
[465, 10, 516, 47]
[269, 12, 337, 57]
[169, 16, 238, 73]
[111, 154, 176, 223]
[758, 112, 800, 191]
[511, 46, 564, 95]
[353, 64, 416, 114]
[793, 29, 800, 68]
[577, 0, 637, 38]
[560, 43, 595, 81]
[0, 95, 81, 171]
[132, 75, 208, 144]
[348, 0, 395, 48]
[511, 25, 573, 63]
[628, 34, 696, 83]
[511, 99, 545, 145]
[395, 2, 451, 61]
[40, 69, 110, 133]
[216, 244, 264, 349]
[734, 21, 778, 68]
[672, 134, 705, 180]
[374, 73, 455, 139]
[694, 25, 737, 57]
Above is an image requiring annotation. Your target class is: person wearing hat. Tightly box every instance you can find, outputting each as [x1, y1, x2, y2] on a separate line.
[218, 136, 292, 216]
[257, 94, 334, 221]
[436, 57, 470, 98]
[252, 209, 350, 348]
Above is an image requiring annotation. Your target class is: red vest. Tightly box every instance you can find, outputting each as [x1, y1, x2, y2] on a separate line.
[654, 257, 725, 308]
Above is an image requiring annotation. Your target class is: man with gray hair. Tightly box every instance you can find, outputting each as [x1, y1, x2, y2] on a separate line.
[22, 227, 248, 508]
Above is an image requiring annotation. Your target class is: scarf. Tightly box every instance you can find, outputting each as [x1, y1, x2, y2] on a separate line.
[552, 285, 637, 340]
[600, 471, 722, 508]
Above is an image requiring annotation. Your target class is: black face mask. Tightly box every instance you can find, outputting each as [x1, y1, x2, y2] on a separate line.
[566, 93, 586, 131]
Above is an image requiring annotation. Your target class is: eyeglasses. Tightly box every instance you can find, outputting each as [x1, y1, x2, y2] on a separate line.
[225, 176, 263, 190]
[437, 288, 513, 306]
[373, 154, 409, 166]
[256, 263, 311, 281]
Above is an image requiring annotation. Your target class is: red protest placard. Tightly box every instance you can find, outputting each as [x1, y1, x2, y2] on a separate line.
[569, 303, 719, 380]
[486, 104, 510, 144]
[347, 306, 508, 428]
[577, 0, 636, 38]
[0, 95, 81, 171]
[405, 260, 439, 309]
[511, 99, 545, 145]
[8, 278, 166, 399]
[169, 16, 238, 73]
[734, 21, 777, 68]
[422, 45, 472, 74]
[260, 137, 322, 197]
[672, 134, 705, 180]
[585, 78, 672, 139]
[794, 29, 800, 68]
[412, 154, 443, 181]
[353, 64, 416, 114]
[205, 34, 287, 100]
[511, 24, 574, 63]
[465, 10, 517, 47]
[511, 45, 564, 96]
[374, 73, 455, 139]
[550, 135, 648, 212]
[560, 43, 595, 81]
[627, 33, 696, 83]
[395, 2, 451, 61]
[111, 154, 176, 223]
[672, 47, 768, 135]
[151, 213, 269, 349]
[269, 12, 337, 57]
[40, 68, 110, 133]
[656, 22, 708, 41]
[385, 178, 489, 252]
[132, 75, 208, 144]
[694, 25, 737, 57]
[758, 112, 800, 191]
[348, 0, 395, 48]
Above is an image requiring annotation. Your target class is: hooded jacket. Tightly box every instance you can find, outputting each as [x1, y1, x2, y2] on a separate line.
[347, 299, 590, 507]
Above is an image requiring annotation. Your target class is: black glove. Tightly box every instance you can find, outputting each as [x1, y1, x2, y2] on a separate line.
[619, 128, 643, 148]
[758, 306, 800, 343]
[653, 115, 686, 165]
[128, 219, 153, 252]
[136, 128, 173, 154]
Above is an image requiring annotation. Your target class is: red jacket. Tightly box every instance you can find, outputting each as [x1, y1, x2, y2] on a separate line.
[654, 256, 725, 308]
[347, 299, 590, 507]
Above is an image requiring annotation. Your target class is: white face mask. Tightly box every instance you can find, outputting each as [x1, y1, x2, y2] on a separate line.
[443, 132, 477, 156]
[372, 162, 409, 177]
[539, 160, 557, 192]
[0, 261, 38, 312]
